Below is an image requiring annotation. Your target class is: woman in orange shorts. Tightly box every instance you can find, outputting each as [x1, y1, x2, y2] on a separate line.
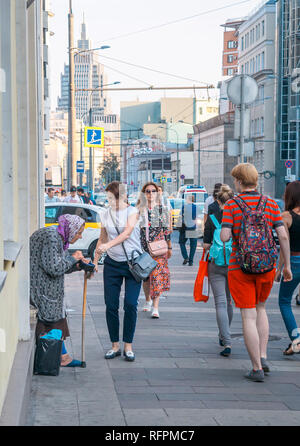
[220, 163, 292, 382]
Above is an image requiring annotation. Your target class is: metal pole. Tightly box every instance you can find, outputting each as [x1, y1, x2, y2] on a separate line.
[197, 134, 200, 186]
[240, 74, 246, 163]
[176, 141, 179, 191]
[296, 107, 300, 180]
[89, 108, 92, 191]
[68, 0, 76, 188]
[80, 127, 83, 187]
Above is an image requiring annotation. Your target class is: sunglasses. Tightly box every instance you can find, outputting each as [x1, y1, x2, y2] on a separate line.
[145, 190, 157, 194]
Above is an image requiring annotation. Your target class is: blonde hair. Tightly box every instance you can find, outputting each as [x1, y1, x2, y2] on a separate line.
[231, 163, 258, 188]
[217, 184, 234, 205]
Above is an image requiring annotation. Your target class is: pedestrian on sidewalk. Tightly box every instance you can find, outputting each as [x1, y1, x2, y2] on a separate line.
[276, 181, 300, 355]
[93, 181, 142, 362]
[204, 183, 222, 225]
[179, 195, 198, 266]
[138, 182, 171, 319]
[45, 187, 60, 203]
[63, 186, 82, 203]
[220, 163, 292, 382]
[203, 185, 234, 357]
[30, 214, 89, 367]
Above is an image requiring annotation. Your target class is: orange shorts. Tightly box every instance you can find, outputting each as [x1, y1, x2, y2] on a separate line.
[228, 268, 276, 309]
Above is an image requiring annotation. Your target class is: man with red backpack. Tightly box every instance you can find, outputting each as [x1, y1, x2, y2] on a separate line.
[220, 163, 292, 382]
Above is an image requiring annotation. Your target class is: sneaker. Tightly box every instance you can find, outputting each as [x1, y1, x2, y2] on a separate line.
[143, 301, 152, 312]
[183, 259, 189, 265]
[245, 369, 264, 382]
[220, 347, 231, 357]
[151, 309, 160, 319]
[296, 294, 300, 306]
[261, 357, 270, 373]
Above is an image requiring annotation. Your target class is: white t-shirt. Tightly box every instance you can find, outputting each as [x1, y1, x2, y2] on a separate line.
[63, 194, 83, 204]
[204, 195, 214, 215]
[101, 206, 142, 262]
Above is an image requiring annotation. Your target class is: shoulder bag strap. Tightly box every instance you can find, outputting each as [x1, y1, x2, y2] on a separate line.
[210, 214, 221, 230]
[109, 208, 131, 264]
[144, 209, 150, 242]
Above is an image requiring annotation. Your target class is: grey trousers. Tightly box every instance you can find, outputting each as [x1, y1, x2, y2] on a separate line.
[208, 262, 233, 347]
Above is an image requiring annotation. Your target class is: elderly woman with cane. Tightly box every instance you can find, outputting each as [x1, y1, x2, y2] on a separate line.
[30, 214, 90, 367]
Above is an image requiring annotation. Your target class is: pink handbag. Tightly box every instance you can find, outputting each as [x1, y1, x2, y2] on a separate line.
[145, 210, 168, 257]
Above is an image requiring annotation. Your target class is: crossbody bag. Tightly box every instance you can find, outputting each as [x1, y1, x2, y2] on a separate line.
[109, 208, 157, 283]
[144, 209, 168, 257]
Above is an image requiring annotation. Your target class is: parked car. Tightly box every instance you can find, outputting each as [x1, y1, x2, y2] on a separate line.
[45, 202, 106, 264]
[94, 193, 108, 208]
[169, 198, 184, 229]
[127, 194, 138, 207]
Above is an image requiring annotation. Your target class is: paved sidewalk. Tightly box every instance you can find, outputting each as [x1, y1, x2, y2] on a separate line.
[27, 240, 300, 426]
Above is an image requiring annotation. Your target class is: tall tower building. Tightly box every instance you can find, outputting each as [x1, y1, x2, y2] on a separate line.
[57, 18, 110, 123]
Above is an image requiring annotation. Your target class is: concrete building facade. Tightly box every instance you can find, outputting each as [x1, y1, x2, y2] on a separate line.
[193, 112, 237, 193]
[275, 0, 300, 197]
[238, 0, 277, 196]
[0, 0, 45, 424]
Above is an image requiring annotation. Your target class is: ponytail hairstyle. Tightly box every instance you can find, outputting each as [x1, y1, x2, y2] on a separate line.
[217, 184, 234, 205]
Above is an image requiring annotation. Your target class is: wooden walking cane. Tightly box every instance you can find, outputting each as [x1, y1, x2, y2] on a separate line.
[81, 272, 88, 368]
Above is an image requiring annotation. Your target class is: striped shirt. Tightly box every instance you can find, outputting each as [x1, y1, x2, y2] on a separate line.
[221, 191, 283, 271]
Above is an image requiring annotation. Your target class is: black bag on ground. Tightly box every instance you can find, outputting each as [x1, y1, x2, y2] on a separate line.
[33, 337, 63, 376]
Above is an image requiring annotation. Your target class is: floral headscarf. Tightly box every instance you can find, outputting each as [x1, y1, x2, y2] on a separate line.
[57, 214, 85, 250]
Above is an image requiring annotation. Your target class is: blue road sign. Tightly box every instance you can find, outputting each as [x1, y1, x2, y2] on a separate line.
[167, 178, 172, 183]
[285, 160, 293, 169]
[77, 161, 85, 173]
[84, 127, 104, 148]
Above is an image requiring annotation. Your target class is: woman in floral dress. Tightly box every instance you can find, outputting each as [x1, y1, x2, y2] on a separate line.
[138, 182, 172, 319]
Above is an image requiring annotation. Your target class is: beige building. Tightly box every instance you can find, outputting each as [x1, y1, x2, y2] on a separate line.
[0, 0, 45, 424]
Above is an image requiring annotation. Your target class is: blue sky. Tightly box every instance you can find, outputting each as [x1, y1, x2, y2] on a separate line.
[49, 0, 262, 113]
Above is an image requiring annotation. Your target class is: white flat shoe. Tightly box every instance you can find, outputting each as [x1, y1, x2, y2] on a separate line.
[151, 309, 160, 319]
[143, 301, 152, 312]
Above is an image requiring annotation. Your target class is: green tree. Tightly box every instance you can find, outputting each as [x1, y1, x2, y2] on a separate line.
[98, 153, 120, 184]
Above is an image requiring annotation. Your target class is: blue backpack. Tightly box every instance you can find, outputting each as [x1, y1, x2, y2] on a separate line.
[209, 214, 232, 266]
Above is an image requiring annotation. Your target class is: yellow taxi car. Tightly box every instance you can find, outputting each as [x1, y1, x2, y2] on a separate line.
[169, 199, 205, 236]
[45, 202, 105, 261]
[169, 198, 184, 229]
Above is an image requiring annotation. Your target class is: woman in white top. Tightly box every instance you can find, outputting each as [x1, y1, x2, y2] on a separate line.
[94, 181, 142, 362]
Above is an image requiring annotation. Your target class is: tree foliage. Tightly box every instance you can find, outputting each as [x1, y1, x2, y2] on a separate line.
[98, 153, 120, 183]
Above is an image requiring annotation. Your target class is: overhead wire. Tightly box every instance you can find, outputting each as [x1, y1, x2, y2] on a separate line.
[95, 53, 211, 86]
[95, 0, 251, 44]
[98, 60, 153, 86]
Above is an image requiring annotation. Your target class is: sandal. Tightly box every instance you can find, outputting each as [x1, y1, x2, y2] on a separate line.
[283, 343, 294, 355]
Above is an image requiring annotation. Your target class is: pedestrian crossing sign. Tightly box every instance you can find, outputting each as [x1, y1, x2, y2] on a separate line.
[84, 127, 104, 148]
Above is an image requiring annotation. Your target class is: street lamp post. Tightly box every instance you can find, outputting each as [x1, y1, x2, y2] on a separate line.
[78, 81, 120, 191]
[160, 125, 179, 191]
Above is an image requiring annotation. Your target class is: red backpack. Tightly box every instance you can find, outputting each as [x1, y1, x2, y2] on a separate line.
[234, 195, 278, 274]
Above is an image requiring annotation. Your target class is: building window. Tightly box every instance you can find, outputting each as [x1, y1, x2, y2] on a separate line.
[227, 68, 234, 76]
[261, 117, 264, 135]
[227, 54, 234, 63]
[261, 51, 265, 69]
[262, 20, 265, 36]
[228, 40, 237, 49]
[258, 85, 265, 103]
[241, 36, 244, 50]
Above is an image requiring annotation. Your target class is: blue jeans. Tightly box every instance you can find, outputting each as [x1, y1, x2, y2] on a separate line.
[103, 255, 141, 344]
[179, 231, 198, 264]
[279, 256, 300, 341]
